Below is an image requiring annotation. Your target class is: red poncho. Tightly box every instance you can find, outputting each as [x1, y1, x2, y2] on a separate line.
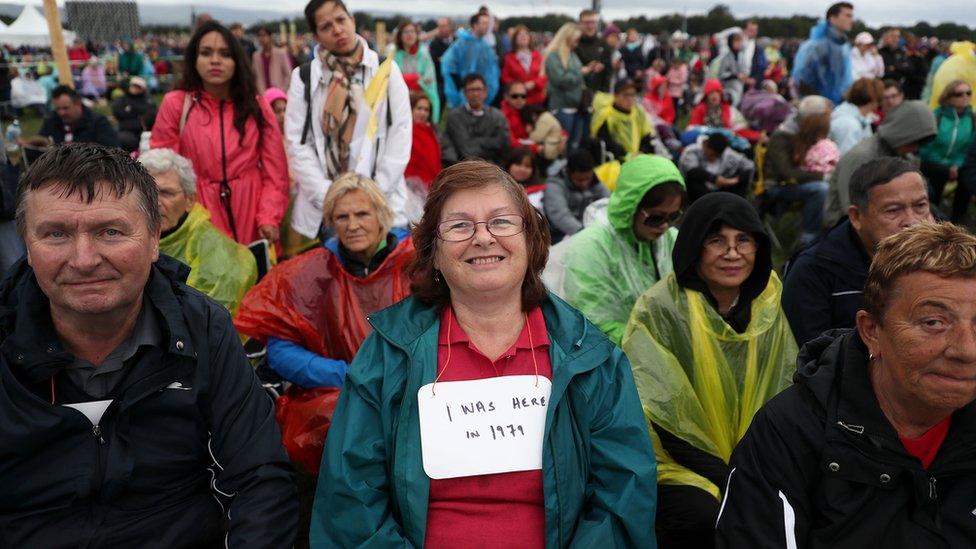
[234, 238, 415, 473]
[405, 122, 442, 189]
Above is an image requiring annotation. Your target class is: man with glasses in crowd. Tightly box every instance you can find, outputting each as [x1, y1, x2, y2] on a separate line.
[783, 157, 934, 347]
[444, 74, 510, 166]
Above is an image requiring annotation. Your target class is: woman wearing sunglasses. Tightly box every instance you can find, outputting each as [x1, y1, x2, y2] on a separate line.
[554, 154, 686, 345]
[312, 160, 656, 547]
[622, 192, 797, 548]
[920, 79, 974, 222]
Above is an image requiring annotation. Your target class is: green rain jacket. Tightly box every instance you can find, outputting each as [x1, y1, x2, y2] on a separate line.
[559, 154, 683, 344]
[311, 294, 658, 548]
[159, 203, 258, 315]
[622, 272, 796, 499]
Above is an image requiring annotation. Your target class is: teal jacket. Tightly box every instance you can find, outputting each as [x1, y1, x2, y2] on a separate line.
[311, 294, 657, 548]
[920, 105, 975, 167]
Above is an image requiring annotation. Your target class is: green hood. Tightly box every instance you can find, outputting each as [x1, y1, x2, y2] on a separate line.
[607, 154, 685, 243]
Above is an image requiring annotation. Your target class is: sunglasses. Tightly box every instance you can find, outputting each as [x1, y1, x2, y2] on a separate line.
[508, 93, 527, 99]
[642, 210, 683, 228]
[952, 90, 973, 97]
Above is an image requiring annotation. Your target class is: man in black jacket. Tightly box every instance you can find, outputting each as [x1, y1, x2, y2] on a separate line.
[111, 76, 157, 152]
[575, 9, 612, 94]
[782, 157, 933, 347]
[0, 143, 296, 546]
[37, 85, 120, 148]
[717, 222, 976, 548]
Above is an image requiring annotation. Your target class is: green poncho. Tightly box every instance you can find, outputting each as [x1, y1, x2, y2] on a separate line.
[623, 271, 797, 499]
[159, 203, 258, 315]
[553, 154, 684, 344]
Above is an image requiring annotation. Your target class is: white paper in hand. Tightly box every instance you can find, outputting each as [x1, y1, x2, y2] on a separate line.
[417, 375, 552, 480]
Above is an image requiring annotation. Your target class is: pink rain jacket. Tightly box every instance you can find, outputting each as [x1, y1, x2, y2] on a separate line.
[152, 90, 289, 245]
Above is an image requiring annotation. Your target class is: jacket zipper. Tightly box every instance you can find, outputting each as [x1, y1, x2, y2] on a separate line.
[944, 112, 959, 163]
[217, 100, 238, 241]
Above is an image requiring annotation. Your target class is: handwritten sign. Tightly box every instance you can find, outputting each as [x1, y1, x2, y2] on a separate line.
[417, 375, 552, 480]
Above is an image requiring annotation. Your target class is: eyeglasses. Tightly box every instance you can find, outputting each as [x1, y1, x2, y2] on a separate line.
[642, 209, 682, 228]
[157, 188, 184, 200]
[704, 235, 758, 255]
[437, 214, 526, 242]
[508, 93, 527, 99]
[465, 87, 486, 94]
[952, 90, 973, 98]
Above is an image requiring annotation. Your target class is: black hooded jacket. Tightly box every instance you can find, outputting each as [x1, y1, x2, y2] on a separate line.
[673, 192, 772, 332]
[0, 256, 297, 547]
[716, 329, 976, 548]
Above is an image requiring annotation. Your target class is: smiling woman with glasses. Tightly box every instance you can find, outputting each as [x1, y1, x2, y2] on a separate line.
[314, 160, 658, 547]
[623, 191, 797, 549]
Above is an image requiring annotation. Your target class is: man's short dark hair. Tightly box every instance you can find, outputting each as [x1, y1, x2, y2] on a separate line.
[849, 156, 921, 209]
[304, 0, 350, 34]
[704, 133, 730, 155]
[579, 9, 598, 19]
[462, 73, 485, 89]
[826, 2, 853, 20]
[51, 85, 80, 102]
[16, 143, 161, 235]
[469, 13, 487, 27]
[256, 25, 273, 36]
[567, 149, 595, 174]
[883, 78, 903, 93]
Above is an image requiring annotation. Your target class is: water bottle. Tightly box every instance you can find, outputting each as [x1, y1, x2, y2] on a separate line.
[5, 120, 21, 152]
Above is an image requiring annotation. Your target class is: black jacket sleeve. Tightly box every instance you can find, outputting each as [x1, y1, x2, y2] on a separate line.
[715, 389, 821, 549]
[205, 304, 298, 547]
[960, 139, 976, 196]
[781, 253, 835, 348]
[93, 114, 121, 149]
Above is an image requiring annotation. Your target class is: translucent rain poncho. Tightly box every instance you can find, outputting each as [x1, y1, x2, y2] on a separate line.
[548, 154, 685, 345]
[623, 272, 797, 498]
[929, 42, 976, 110]
[158, 203, 257, 315]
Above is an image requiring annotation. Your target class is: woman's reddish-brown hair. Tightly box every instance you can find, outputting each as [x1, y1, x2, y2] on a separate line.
[408, 160, 551, 310]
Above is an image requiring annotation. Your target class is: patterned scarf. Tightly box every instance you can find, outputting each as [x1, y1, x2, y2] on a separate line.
[320, 39, 364, 178]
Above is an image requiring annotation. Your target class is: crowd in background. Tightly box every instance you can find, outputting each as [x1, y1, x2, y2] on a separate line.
[3, 0, 976, 546]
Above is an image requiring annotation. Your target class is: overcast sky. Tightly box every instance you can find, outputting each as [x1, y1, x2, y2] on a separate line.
[125, 0, 976, 28]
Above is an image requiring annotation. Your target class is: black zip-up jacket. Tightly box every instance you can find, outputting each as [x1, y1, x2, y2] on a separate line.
[0, 256, 297, 547]
[39, 105, 121, 148]
[716, 329, 976, 548]
[781, 219, 870, 347]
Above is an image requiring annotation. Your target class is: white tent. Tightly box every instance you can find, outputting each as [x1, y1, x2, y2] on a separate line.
[0, 3, 75, 47]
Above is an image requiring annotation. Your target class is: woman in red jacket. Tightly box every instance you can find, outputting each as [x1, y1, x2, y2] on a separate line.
[687, 79, 762, 145]
[151, 21, 289, 246]
[501, 26, 547, 106]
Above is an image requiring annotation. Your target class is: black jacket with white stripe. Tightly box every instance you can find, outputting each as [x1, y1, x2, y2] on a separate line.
[781, 219, 871, 348]
[0, 256, 297, 547]
[716, 329, 976, 548]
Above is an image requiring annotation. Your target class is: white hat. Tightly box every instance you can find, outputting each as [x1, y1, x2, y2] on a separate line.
[854, 31, 874, 45]
[671, 30, 689, 41]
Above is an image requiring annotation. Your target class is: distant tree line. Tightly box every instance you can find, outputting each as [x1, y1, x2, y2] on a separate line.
[145, 4, 976, 41]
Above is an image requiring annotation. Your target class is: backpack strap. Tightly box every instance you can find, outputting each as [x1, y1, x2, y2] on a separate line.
[299, 61, 313, 146]
[178, 92, 192, 137]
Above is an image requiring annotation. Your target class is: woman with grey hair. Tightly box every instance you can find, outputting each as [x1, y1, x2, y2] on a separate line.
[139, 147, 257, 314]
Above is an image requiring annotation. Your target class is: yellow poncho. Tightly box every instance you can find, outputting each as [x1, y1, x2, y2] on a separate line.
[622, 271, 797, 499]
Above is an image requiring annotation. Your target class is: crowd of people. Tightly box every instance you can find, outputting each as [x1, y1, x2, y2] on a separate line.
[2, 0, 976, 546]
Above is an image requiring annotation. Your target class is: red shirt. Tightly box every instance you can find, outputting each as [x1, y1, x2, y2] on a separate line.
[899, 416, 952, 469]
[424, 306, 551, 548]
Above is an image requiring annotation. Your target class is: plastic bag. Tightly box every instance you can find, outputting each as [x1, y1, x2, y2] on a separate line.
[275, 386, 341, 475]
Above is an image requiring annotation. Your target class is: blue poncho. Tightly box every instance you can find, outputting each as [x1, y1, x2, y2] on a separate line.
[439, 29, 500, 109]
[792, 20, 853, 104]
